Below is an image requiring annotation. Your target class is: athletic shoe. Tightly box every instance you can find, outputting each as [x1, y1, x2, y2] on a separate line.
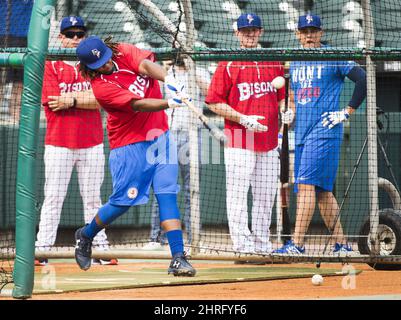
[74, 227, 93, 271]
[273, 240, 305, 254]
[168, 252, 196, 277]
[141, 241, 164, 251]
[34, 258, 48, 266]
[92, 258, 119, 265]
[333, 243, 355, 256]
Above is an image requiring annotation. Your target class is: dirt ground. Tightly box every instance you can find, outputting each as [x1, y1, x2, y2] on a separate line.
[24, 263, 401, 300]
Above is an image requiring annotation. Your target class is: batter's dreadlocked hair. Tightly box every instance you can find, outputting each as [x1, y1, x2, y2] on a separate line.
[79, 36, 120, 79]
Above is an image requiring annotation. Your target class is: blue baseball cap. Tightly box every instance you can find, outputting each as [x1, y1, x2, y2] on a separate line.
[76, 36, 112, 70]
[236, 13, 262, 29]
[297, 14, 322, 29]
[60, 16, 86, 32]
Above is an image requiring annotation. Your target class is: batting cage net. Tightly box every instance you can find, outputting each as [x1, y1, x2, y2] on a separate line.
[2, 0, 401, 292]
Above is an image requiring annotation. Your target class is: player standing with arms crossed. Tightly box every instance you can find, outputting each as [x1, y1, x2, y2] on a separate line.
[206, 13, 294, 254]
[35, 16, 116, 266]
[74, 35, 196, 276]
[274, 14, 366, 255]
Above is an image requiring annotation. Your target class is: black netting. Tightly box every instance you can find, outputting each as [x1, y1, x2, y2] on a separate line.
[2, 1, 401, 293]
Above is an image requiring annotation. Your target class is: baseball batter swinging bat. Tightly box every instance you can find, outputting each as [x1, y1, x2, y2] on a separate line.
[182, 98, 228, 146]
[279, 73, 291, 244]
[138, 1, 227, 145]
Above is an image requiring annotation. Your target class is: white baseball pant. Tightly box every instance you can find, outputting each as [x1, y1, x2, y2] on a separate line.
[224, 147, 279, 253]
[35, 144, 109, 250]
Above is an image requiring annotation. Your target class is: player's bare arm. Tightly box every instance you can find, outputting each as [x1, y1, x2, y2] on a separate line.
[48, 90, 100, 112]
[131, 98, 169, 112]
[207, 102, 242, 123]
[139, 59, 191, 102]
[195, 73, 210, 96]
[131, 96, 187, 112]
[208, 102, 267, 132]
[138, 59, 167, 81]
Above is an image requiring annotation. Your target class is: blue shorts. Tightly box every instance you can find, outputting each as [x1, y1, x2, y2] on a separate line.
[108, 131, 180, 206]
[294, 138, 341, 193]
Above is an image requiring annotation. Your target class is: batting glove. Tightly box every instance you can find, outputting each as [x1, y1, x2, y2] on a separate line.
[165, 74, 187, 97]
[321, 108, 350, 129]
[167, 97, 187, 109]
[239, 115, 268, 132]
[281, 108, 294, 125]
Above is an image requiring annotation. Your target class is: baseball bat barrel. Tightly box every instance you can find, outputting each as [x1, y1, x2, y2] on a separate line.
[280, 124, 289, 183]
[280, 123, 291, 243]
[183, 98, 227, 146]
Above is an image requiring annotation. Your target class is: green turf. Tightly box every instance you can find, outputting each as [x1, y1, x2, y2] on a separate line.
[31, 262, 361, 295]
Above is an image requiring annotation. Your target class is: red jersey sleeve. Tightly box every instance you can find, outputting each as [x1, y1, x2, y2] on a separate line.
[205, 61, 232, 105]
[92, 78, 140, 111]
[42, 61, 61, 106]
[118, 43, 156, 74]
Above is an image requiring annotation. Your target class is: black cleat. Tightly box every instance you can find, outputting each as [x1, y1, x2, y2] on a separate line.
[74, 227, 93, 271]
[168, 252, 196, 277]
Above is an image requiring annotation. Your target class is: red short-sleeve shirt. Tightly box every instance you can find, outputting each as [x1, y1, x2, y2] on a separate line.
[42, 60, 103, 148]
[206, 61, 285, 152]
[90, 43, 168, 149]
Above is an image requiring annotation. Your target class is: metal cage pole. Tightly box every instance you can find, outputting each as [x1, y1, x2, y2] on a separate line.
[12, 0, 55, 299]
[362, 0, 380, 254]
[182, 0, 202, 255]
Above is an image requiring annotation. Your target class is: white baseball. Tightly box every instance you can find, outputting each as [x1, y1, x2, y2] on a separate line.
[311, 274, 323, 286]
[271, 76, 285, 89]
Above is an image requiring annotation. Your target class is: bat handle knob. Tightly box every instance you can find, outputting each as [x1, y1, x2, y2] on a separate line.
[211, 128, 227, 146]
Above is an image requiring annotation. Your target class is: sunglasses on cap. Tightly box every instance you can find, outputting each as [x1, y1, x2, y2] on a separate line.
[63, 31, 86, 39]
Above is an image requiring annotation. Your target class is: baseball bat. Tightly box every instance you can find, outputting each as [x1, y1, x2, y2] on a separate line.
[182, 98, 227, 146]
[279, 73, 291, 244]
